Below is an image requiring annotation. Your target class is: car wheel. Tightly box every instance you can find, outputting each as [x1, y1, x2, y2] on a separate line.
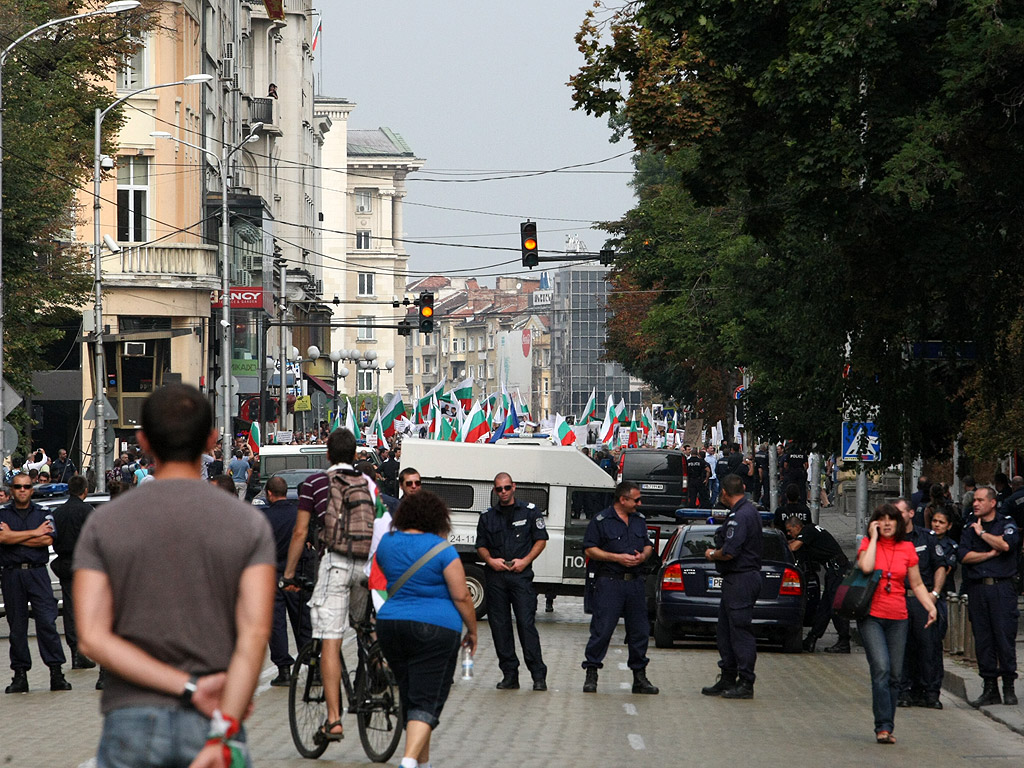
[781, 625, 803, 654]
[653, 619, 674, 649]
[463, 563, 487, 620]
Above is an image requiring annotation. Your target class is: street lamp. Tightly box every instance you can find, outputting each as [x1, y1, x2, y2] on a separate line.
[307, 346, 350, 428]
[0, 0, 140, 466]
[91, 73, 212, 492]
[152, 123, 263, 458]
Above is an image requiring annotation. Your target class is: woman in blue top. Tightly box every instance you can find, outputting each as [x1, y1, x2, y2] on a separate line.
[376, 491, 478, 768]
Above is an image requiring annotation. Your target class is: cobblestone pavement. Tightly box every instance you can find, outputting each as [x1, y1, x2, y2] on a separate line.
[3, 595, 1024, 768]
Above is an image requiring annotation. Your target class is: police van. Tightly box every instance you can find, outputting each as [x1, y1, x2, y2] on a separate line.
[400, 438, 623, 618]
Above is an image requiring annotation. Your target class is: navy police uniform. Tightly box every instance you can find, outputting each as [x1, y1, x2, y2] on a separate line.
[263, 497, 312, 672]
[686, 453, 707, 508]
[901, 526, 947, 705]
[958, 514, 1020, 684]
[476, 499, 548, 682]
[581, 506, 654, 671]
[0, 501, 67, 673]
[714, 496, 763, 683]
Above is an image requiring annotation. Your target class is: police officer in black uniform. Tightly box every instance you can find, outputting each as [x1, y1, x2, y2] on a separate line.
[50, 475, 97, 670]
[580, 481, 658, 695]
[0, 478, 71, 693]
[785, 516, 849, 653]
[701, 473, 763, 699]
[476, 472, 549, 690]
[686, 447, 707, 508]
[895, 498, 949, 708]
[959, 486, 1020, 707]
[782, 446, 808, 502]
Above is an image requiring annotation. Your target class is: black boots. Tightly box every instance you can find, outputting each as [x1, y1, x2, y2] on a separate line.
[72, 652, 97, 670]
[49, 665, 72, 691]
[495, 673, 520, 690]
[802, 635, 817, 653]
[583, 668, 598, 693]
[823, 641, 851, 654]
[270, 665, 291, 687]
[970, 678, 1002, 708]
[701, 672, 737, 696]
[1003, 678, 1018, 706]
[721, 678, 755, 699]
[632, 669, 659, 695]
[5, 670, 28, 694]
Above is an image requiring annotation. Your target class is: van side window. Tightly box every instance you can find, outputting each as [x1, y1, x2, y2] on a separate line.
[421, 482, 475, 510]
[568, 488, 609, 526]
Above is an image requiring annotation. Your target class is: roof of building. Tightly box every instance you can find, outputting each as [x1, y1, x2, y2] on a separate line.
[407, 275, 451, 292]
[348, 127, 415, 157]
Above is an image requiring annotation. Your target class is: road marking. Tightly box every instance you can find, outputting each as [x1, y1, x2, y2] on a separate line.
[628, 734, 646, 750]
[623, 703, 637, 716]
[619, 682, 632, 689]
[76, 760, 97, 768]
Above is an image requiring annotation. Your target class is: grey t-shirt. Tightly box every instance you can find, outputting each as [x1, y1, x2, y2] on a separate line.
[75, 478, 276, 714]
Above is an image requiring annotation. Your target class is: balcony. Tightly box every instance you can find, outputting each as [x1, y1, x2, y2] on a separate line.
[249, 97, 274, 126]
[107, 244, 219, 288]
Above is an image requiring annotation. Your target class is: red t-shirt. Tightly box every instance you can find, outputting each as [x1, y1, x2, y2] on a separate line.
[857, 537, 919, 620]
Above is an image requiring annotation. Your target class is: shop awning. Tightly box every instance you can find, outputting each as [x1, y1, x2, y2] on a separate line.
[305, 373, 335, 397]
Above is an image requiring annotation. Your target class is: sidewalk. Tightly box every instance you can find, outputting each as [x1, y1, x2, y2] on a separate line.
[817, 503, 1024, 736]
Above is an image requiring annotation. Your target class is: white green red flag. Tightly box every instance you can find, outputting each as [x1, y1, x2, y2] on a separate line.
[515, 388, 531, 420]
[344, 403, 361, 441]
[616, 398, 628, 426]
[441, 417, 458, 441]
[552, 413, 575, 446]
[426, 397, 440, 438]
[380, 392, 406, 438]
[417, 377, 446, 420]
[373, 410, 387, 448]
[450, 377, 474, 411]
[628, 412, 640, 447]
[580, 388, 597, 424]
[641, 407, 653, 436]
[598, 395, 619, 446]
[247, 421, 260, 455]
[461, 400, 490, 443]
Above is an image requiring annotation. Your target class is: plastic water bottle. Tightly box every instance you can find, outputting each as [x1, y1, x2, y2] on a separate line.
[461, 647, 474, 680]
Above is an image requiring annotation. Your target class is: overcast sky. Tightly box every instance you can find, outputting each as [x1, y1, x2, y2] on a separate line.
[315, 1, 636, 285]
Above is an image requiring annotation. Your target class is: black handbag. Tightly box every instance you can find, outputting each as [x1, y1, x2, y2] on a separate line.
[832, 568, 882, 620]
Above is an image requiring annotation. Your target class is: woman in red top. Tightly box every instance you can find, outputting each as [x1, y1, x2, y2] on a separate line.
[857, 504, 936, 744]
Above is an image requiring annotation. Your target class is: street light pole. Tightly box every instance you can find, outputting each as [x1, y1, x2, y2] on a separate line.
[152, 123, 263, 457]
[91, 74, 211, 492]
[0, 0, 140, 466]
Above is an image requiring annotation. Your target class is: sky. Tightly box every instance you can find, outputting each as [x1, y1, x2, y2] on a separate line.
[315, 1, 636, 284]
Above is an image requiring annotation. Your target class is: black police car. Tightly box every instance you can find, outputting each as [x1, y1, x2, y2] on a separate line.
[616, 449, 687, 519]
[652, 523, 807, 652]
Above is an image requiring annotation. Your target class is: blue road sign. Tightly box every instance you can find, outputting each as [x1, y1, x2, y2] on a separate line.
[842, 421, 881, 462]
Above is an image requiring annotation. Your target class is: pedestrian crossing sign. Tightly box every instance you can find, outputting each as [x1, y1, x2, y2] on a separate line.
[842, 421, 881, 462]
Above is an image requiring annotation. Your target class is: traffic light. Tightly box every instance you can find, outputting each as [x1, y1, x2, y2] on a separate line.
[521, 221, 539, 268]
[418, 291, 435, 333]
[263, 397, 279, 422]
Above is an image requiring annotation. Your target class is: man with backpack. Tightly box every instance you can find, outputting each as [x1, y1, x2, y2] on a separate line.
[282, 428, 380, 742]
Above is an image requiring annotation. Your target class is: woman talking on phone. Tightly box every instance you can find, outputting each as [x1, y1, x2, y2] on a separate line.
[857, 503, 937, 744]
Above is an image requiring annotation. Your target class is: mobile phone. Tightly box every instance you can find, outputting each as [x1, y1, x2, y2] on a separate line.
[504, 559, 515, 568]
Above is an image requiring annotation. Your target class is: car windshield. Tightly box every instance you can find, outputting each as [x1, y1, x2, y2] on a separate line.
[677, 528, 788, 561]
[274, 469, 318, 488]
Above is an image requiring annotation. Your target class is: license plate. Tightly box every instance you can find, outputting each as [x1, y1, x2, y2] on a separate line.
[707, 576, 723, 590]
[641, 483, 665, 491]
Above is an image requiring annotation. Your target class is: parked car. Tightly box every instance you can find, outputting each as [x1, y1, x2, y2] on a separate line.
[250, 467, 321, 508]
[617, 449, 687, 520]
[652, 523, 807, 652]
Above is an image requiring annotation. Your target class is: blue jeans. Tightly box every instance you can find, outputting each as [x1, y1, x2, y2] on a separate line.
[857, 616, 908, 734]
[98, 707, 250, 768]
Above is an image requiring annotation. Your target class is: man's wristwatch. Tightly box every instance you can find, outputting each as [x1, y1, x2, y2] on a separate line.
[181, 674, 199, 708]
[930, 590, 940, 600]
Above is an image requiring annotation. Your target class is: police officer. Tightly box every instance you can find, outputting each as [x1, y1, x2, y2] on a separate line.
[781, 445, 808, 502]
[476, 472, 548, 690]
[785, 515, 849, 653]
[894, 498, 948, 708]
[0, 478, 71, 693]
[686, 446, 707, 508]
[701, 473, 762, 699]
[50, 475, 97, 669]
[959, 486, 1020, 707]
[580, 481, 658, 695]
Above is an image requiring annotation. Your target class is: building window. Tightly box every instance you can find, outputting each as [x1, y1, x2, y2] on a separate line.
[117, 157, 149, 242]
[356, 370, 373, 391]
[477, 364, 484, 379]
[488, 334, 494, 349]
[442, 338, 449, 354]
[479, 335, 485, 350]
[414, 357, 421, 374]
[357, 315, 374, 340]
[358, 272, 374, 296]
[354, 189, 373, 213]
[468, 336, 475, 352]
[487, 363, 494, 379]
[117, 39, 147, 91]
[424, 358, 432, 374]
[355, 230, 372, 250]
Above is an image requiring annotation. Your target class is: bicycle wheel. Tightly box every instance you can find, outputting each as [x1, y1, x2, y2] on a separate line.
[289, 641, 329, 759]
[357, 642, 404, 763]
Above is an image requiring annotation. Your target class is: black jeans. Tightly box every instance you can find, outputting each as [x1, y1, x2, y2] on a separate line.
[377, 619, 460, 729]
[484, 570, 546, 680]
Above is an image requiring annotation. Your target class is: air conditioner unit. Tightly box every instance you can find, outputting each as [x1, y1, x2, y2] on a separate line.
[223, 42, 234, 59]
[124, 341, 147, 357]
[220, 56, 235, 80]
[240, 254, 261, 273]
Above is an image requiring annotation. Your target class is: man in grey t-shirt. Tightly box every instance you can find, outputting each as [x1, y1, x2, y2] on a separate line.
[75, 385, 275, 768]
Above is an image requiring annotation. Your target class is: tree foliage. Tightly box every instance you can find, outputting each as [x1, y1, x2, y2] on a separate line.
[0, 1, 154, 442]
[573, 0, 1024, 459]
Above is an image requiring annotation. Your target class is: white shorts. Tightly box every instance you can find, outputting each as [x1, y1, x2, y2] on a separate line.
[309, 552, 369, 639]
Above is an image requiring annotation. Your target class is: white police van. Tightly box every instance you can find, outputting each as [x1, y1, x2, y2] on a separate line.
[399, 438, 618, 618]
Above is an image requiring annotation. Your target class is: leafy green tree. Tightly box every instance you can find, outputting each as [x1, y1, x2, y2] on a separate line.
[573, 0, 1024, 459]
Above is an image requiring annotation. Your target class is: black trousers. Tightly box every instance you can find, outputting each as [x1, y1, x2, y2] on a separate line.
[808, 564, 848, 641]
[50, 557, 78, 655]
[902, 596, 946, 697]
[583, 577, 650, 670]
[484, 570, 546, 680]
[269, 585, 312, 668]
[377, 619, 460, 729]
[1, 567, 65, 670]
[967, 579, 1019, 680]
[717, 570, 761, 683]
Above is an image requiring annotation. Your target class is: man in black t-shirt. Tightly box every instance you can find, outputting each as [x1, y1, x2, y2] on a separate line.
[786, 516, 850, 653]
[782, 447, 808, 500]
[686, 449, 707, 508]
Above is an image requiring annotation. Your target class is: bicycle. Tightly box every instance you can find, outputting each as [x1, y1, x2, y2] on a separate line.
[287, 587, 403, 762]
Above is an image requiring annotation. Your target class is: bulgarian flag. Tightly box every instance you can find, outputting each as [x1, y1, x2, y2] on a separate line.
[373, 410, 387, 448]
[552, 413, 575, 446]
[515, 388, 531, 420]
[367, 494, 391, 610]
[330, 407, 342, 432]
[461, 400, 490, 443]
[616, 398, 628, 426]
[426, 396, 441, 438]
[598, 395, 619, 446]
[379, 392, 407, 438]
[628, 412, 640, 447]
[247, 422, 261, 455]
[580, 387, 597, 424]
[450, 377, 474, 411]
[441, 417, 458, 441]
[417, 377, 446, 420]
[641, 407, 653, 436]
[344, 402, 362, 441]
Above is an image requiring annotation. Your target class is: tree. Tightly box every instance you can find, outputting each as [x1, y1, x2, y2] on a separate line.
[0, 1, 153, 446]
[572, 0, 1024, 459]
